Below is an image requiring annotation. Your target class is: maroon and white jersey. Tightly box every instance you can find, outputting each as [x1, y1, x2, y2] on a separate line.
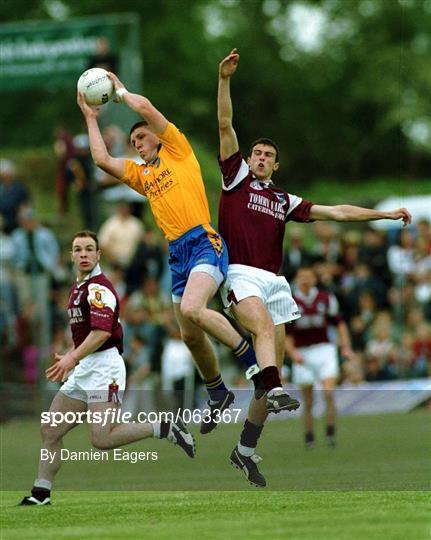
[218, 151, 314, 273]
[67, 265, 123, 354]
[287, 287, 341, 347]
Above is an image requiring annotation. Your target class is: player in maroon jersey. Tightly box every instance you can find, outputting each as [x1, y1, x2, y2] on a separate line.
[286, 267, 354, 448]
[217, 48, 411, 487]
[20, 231, 195, 506]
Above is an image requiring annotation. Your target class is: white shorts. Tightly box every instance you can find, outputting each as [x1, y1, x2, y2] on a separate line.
[220, 264, 301, 325]
[60, 347, 126, 404]
[292, 342, 339, 386]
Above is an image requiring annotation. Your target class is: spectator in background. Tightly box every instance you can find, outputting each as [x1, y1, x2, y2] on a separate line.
[405, 306, 427, 334]
[15, 302, 40, 384]
[411, 236, 431, 309]
[359, 228, 391, 288]
[121, 334, 152, 418]
[11, 207, 61, 305]
[161, 310, 195, 413]
[0, 158, 30, 234]
[126, 229, 166, 295]
[0, 214, 18, 381]
[11, 207, 61, 370]
[416, 218, 431, 251]
[87, 36, 118, 73]
[388, 279, 418, 326]
[0, 213, 17, 321]
[311, 222, 341, 263]
[53, 125, 75, 215]
[124, 276, 168, 374]
[66, 135, 99, 230]
[410, 322, 431, 377]
[387, 229, 415, 284]
[99, 201, 144, 269]
[342, 262, 388, 320]
[282, 227, 313, 282]
[313, 258, 340, 297]
[350, 290, 377, 351]
[121, 300, 164, 413]
[364, 314, 398, 380]
[104, 265, 127, 305]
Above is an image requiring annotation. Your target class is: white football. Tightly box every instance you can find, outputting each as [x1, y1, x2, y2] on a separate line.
[77, 68, 114, 106]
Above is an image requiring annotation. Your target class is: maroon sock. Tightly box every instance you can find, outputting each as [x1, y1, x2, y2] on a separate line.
[261, 366, 282, 393]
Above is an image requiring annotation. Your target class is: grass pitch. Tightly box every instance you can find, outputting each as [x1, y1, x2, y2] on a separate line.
[1, 410, 430, 539]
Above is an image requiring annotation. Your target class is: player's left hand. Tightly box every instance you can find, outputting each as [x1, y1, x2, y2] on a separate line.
[219, 48, 239, 79]
[77, 91, 101, 118]
[387, 207, 412, 227]
[46, 352, 78, 383]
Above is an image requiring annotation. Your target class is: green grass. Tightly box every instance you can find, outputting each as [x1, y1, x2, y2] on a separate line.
[1, 410, 430, 539]
[1, 491, 429, 540]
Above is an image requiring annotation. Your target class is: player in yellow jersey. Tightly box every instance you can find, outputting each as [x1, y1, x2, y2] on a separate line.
[77, 73, 259, 434]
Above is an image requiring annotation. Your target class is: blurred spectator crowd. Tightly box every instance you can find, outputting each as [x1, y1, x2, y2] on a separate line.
[1, 126, 430, 397]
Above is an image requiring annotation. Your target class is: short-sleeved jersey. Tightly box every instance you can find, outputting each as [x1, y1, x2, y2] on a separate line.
[122, 122, 211, 241]
[287, 287, 341, 347]
[218, 151, 314, 273]
[67, 265, 123, 354]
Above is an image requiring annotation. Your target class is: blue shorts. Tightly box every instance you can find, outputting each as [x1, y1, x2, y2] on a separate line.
[168, 224, 229, 302]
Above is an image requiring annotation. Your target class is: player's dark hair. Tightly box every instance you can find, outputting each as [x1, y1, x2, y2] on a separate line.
[249, 138, 280, 162]
[72, 230, 99, 250]
[129, 120, 149, 137]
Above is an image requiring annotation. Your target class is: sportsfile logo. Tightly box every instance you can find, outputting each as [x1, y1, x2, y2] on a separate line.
[40, 408, 243, 427]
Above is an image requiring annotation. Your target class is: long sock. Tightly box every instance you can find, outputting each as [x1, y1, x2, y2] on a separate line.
[261, 366, 282, 394]
[238, 420, 264, 455]
[153, 421, 170, 439]
[326, 425, 335, 437]
[204, 374, 227, 402]
[305, 431, 314, 444]
[232, 339, 257, 369]
[252, 372, 266, 396]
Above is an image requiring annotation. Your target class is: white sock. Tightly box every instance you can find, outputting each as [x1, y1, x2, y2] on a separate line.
[267, 386, 283, 397]
[34, 478, 52, 491]
[237, 443, 255, 457]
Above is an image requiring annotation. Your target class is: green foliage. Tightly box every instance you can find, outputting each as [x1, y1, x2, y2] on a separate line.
[1, 0, 431, 182]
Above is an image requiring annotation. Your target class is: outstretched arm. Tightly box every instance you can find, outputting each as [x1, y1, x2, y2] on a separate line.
[218, 49, 240, 160]
[77, 92, 125, 179]
[309, 204, 412, 227]
[108, 72, 168, 135]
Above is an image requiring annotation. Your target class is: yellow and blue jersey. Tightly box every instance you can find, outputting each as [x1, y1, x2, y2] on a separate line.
[122, 122, 211, 241]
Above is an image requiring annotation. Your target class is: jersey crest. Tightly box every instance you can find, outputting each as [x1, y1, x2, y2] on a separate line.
[90, 287, 106, 308]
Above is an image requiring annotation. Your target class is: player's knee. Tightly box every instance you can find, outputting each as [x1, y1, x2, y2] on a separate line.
[180, 301, 203, 325]
[90, 433, 112, 450]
